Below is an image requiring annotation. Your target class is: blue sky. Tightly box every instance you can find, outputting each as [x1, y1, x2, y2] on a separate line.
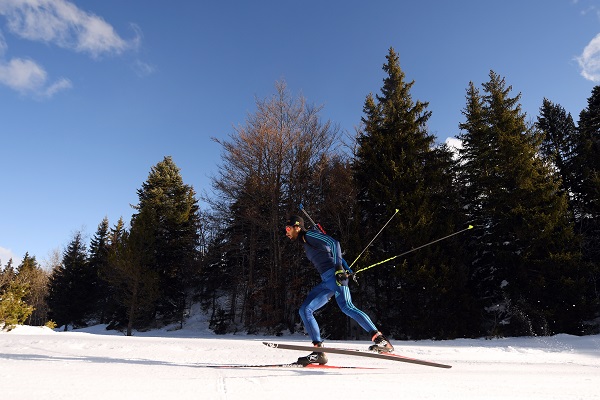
[1, 0, 599, 268]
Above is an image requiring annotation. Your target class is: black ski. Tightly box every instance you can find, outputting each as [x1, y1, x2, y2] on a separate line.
[263, 341, 452, 369]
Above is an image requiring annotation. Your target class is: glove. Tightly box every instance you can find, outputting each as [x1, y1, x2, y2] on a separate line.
[335, 268, 349, 286]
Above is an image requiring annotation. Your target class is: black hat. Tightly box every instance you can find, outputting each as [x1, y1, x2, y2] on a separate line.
[285, 215, 305, 230]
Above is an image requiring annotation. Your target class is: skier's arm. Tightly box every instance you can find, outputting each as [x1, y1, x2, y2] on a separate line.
[334, 240, 350, 286]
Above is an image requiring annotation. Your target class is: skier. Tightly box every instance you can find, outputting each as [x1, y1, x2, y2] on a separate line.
[285, 215, 394, 366]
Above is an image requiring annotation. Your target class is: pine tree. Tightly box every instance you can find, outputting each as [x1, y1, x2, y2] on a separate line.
[99, 217, 127, 329]
[0, 280, 34, 331]
[46, 232, 95, 329]
[573, 86, 600, 221]
[16, 253, 48, 326]
[457, 71, 587, 336]
[353, 48, 470, 339]
[355, 48, 434, 227]
[133, 156, 202, 326]
[0, 259, 15, 290]
[106, 209, 160, 335]
[88, 217, 111, 323]
[572, 86, 600, 324]
[536, 99, 577, 197]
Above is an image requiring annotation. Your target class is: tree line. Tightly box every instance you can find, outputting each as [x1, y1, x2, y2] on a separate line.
[1, 48, 598, 339]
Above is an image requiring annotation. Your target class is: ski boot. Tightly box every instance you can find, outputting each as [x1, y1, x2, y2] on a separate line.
[296, 342, 328, 366]
[368, 331, 394, 353]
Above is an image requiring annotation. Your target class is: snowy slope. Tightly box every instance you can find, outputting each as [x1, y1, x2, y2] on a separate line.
[1, 324, 599, 400]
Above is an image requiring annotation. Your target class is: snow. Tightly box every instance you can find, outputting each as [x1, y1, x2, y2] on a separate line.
[1, 323, 599, 400]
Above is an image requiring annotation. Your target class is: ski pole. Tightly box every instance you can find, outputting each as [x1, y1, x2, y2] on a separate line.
[348, 208, 399, 270]
[298, 203, 326, 234]
[354, 225, 474, 275]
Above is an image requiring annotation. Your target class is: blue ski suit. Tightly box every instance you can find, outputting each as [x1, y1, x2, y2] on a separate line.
[299, 229, 377, 344]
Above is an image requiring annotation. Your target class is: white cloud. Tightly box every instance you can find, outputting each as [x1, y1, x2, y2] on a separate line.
[0, 0, 139, 58]
[580, 4, 600, 21]
[577, 33, 600, 82]
[0, 56, 71, 97]
[0, 57, 45, 90]
[132, 59, 156, 78]
[43, 76, 72, 97]
[0, 246, 18, 267]
[0, 0, 138, 97]
[0, 30, 6, 55]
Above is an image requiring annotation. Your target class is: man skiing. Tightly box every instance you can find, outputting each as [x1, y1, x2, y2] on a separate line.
[285, 215, 394, 366]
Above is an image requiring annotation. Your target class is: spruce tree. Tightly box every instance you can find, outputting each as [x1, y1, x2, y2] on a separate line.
[88, 217, 111, 323]
[16, 253, 48, 326]
[133, 156, 201, 325]
[536, 99, 577, 198]
[46, 232, 95, 329]
[572, 86, 600, 324]
[0, 259, 15, 289]
[0, 259, 24, 329]
[0, 280, 34, 331]
[353, 48, 470, 339]
[106, 210, 160, 335]
[457, 71, 587, 336]
[100, 217, 127, 329]
[573, 86, 600, 220]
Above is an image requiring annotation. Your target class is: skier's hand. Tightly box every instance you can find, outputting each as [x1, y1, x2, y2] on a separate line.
[335, 269, 349, 286]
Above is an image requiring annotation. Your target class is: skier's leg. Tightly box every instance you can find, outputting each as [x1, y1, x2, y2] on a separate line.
[333, 284, 377, 333]
[299, 282, 333, 344]
[331, 283, 394, 352]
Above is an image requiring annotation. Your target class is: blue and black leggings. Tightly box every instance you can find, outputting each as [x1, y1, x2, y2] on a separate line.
[299, 268, 377, 344]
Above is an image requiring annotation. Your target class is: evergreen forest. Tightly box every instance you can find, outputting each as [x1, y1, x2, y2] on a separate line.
[2, 48, 599, 340]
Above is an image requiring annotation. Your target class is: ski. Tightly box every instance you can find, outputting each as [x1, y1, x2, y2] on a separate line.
[263, 341, 452, 369]
[200, 363, 377, 370]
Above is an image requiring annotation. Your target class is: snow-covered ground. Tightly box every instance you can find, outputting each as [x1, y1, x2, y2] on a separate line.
[1, 322, 599, 400]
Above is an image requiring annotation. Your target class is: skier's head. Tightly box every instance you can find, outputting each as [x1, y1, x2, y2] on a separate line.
[285, 215, 305, 240]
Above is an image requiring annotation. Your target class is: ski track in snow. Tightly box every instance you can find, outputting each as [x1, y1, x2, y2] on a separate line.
[1, 325, 599, 400]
